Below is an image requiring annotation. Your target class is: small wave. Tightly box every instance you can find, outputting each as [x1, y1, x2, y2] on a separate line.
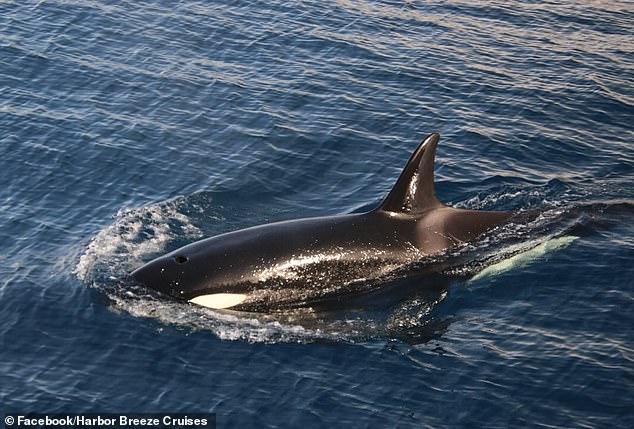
[75, 197, 202, 284]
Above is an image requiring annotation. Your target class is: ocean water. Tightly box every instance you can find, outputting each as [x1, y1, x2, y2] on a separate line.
[1, 0, 633, 427]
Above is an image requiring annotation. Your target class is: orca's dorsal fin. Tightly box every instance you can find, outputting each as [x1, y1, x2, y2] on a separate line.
[378, 133, 442, 214]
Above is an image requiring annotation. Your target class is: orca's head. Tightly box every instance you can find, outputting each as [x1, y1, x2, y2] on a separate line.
[131, 250, 205, 300]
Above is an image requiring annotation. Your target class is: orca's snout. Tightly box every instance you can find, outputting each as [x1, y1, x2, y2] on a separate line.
[131, 253, 190, 297]
[130, 258, 162, 288]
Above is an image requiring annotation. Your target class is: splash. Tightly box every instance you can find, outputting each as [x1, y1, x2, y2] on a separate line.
[75, 197, 202, 284]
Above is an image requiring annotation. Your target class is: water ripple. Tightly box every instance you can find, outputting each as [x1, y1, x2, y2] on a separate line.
[1, 0, 633, 427]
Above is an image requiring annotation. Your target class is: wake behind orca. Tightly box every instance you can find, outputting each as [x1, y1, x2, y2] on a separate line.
[132, 133, 514, 311]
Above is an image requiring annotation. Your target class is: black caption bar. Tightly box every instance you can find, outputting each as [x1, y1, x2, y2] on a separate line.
[3, 414, 215, 429]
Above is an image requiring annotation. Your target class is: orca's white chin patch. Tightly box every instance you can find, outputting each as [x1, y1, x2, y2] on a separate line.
[189, 293, 247, 309]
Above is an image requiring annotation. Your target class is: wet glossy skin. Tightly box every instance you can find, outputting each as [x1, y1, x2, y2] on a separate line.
[132, 211, 418, 300]
[131, 207, 511, 303]
[131, 133, 513, 310]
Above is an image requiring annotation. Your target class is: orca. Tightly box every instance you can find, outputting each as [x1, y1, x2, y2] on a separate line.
[131, 133, 513, 311]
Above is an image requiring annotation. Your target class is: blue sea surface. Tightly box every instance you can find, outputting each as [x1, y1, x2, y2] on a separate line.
[1, 0, 633, 427]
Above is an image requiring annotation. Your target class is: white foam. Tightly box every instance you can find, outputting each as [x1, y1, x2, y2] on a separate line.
[74, 200, 202, 282]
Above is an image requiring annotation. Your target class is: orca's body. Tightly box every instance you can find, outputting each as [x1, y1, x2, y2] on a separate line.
[132, 134, 512, 311]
